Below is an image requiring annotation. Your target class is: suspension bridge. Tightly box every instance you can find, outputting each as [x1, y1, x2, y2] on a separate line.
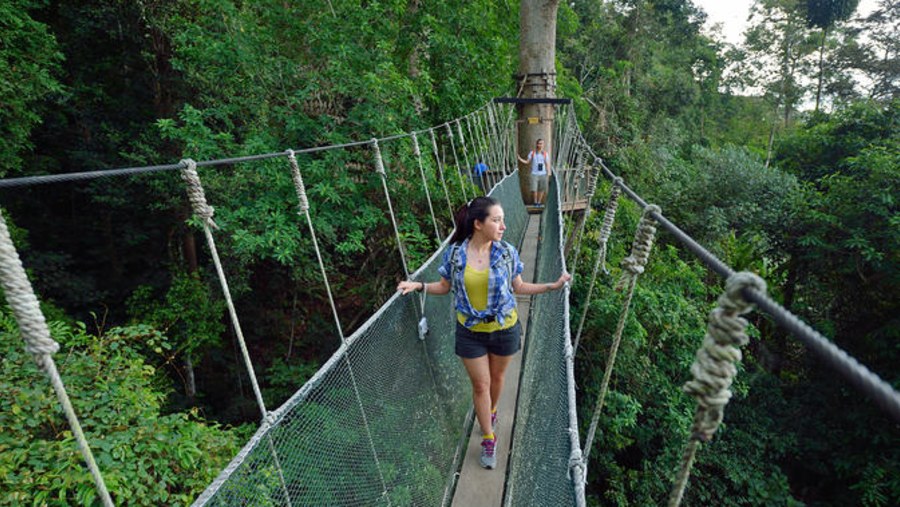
[1, 100, 898, 507]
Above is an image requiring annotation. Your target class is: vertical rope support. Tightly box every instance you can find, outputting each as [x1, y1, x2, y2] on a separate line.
[573, 177, 623, 353]
[429, 128, 456, 220]
[667, 272, 767, 507]
[411, 133, 442, 242]
[505, 104, 517, 176]
[464, 116, 484, 192]
[477, 110, 497, 178]
[477, 112, 497, 186]
[285, 151, 392, 505]
[372, 140, 410, 277]
[180, 159, 294, 507]
[444, 123, 469, 202]
[286, 151, 345, 340]
[455, 119, 473, 185]
[486, 103, 503, 176]
[0, 211, 115, 507]
[180, 159, 268, 418]
[582, 204, 660, 462]
[568, 163, 599, 278]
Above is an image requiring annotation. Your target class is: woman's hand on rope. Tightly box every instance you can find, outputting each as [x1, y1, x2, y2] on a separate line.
[397, 280, 422, 295]
[552, 272, 572, 290]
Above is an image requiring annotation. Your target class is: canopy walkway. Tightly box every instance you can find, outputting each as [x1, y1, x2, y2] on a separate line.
[1, 100, 898, 507]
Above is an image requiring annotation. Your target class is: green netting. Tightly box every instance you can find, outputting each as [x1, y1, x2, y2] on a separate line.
[505, 174, 584, 506]
[193, 171, 527, 507]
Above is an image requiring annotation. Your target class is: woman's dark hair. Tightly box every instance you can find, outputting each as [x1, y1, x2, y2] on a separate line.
[449, 196, 499, 244]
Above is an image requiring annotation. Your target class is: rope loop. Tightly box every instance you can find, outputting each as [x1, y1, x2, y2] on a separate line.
[683, 271, 767, 442]
[286, 150, 310, 213]
[180, 158, 218, 229]
[615, 204, 659, 290]
[371, 139, 386, 176]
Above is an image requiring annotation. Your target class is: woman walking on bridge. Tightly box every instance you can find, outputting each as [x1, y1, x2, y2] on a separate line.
[398, 196, 569, 469]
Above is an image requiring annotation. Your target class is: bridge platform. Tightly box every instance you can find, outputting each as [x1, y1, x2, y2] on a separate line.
[451, 214, 539, 506]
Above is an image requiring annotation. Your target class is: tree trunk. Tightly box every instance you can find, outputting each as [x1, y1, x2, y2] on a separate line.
[765, 120, 777, 169]
[517, 0, 560, 204]
[815, 27, 828, 113]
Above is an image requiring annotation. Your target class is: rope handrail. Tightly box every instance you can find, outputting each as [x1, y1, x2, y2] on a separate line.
[0, 109, 494, 189]
[574, 131, 900, 423]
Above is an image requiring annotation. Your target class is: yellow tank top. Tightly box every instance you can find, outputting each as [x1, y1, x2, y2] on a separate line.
[457, 265, 518, 332]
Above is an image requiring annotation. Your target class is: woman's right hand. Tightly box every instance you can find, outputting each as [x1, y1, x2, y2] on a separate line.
[397, 280, 421, 295]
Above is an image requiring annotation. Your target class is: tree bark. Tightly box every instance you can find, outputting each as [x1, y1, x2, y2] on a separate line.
[814, 27, 828, 113]
[517, 0, 559, 204]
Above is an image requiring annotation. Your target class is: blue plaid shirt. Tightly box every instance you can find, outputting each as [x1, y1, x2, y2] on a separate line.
[438, 239, 524, 328]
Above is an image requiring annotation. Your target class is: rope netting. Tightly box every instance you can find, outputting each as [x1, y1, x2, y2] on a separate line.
[192, 170, 529, 506]
[505, 174, 585, 507]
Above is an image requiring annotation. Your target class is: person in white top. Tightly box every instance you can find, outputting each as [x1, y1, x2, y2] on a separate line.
[517, 139, 550, 206]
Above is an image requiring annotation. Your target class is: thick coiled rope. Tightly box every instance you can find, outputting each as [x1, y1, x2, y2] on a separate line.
[668, 272, 767, 507]
[179, 159, 217, 229]
[582, 204, 660, 462]
[572, 177, 623, 354]
[567, 163, 600, 278]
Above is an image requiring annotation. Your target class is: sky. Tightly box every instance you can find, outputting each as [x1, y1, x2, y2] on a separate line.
[693, 0, 880, 45]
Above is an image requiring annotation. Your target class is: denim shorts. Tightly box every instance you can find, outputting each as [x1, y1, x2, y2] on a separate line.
[455, 321, 522, 359]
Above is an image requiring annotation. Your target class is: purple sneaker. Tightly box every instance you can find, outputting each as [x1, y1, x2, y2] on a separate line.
[491, 410, 498, 429]
[480, 437, 497, 469]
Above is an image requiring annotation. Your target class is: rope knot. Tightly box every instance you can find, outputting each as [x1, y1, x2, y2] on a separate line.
[615, 204, 659, 290]
[411, 132, 421, 158]
[286, 150, 310, 213]
[567, 450, 586, 480]
[371, 139, 386, 175]
[179, 159, 218, 229]
[683, 271, 767, 442]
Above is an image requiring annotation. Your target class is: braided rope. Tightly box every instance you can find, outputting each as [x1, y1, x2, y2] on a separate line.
[456, 119, 473, 184]
[566, 161, 599, 283]
[573, 179, 623, 353]
[582, 204, 660, 462]
[444, 123, 469, 202]
[411, 133, 442, 241]
[179, 159, 217, 229]
[0, 210, 115, 507]
[668, 272, 767, 507]
[429, 128, 455, 222]
[284, 151, 389, 504]
[372, 139, 410, 277]
[286, 150, 342, 339]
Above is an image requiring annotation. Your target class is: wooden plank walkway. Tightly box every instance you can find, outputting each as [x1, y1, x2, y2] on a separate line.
[450, 214, 540, 507]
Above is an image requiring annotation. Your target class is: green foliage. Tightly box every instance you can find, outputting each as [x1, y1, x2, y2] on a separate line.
[0, 0, 64, 175]
[574, 198, 801, 505]
[0, 307, 244, 505]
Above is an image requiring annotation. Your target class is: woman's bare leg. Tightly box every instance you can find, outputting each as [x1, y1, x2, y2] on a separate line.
[462, 355, 493, 433]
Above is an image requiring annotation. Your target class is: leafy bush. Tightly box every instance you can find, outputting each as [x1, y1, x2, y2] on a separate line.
[0, 308, 246, 505]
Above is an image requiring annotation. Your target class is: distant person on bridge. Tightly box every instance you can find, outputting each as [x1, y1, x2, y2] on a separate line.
[517, 139, 550, 206]
[398, 196, 570, 469]
[473, 158, 489, 194]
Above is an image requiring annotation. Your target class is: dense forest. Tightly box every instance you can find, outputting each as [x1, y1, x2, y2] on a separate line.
[1, 0, 897, 505]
